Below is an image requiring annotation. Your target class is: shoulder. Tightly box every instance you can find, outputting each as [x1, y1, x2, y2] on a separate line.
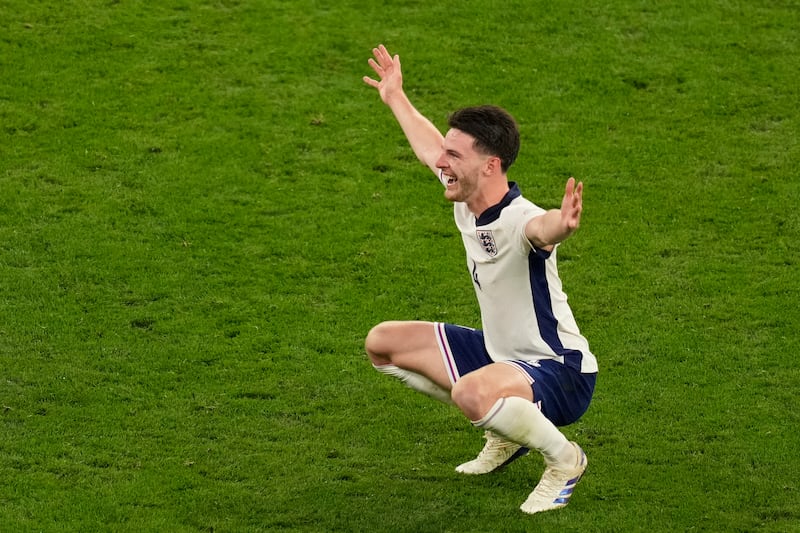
[506, 195, 545, 222]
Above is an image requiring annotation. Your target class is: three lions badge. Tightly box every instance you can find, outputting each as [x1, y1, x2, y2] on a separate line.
[476, 230, 498, 257]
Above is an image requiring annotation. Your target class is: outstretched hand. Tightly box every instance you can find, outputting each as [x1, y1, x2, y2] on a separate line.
[524, 177, 584, 248]
[560, 177, 583, 232]
[363, 44, 403, 103]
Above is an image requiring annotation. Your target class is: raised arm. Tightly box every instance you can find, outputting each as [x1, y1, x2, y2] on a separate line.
[525, 177, 584, 250]
[363, 45, 443, 176]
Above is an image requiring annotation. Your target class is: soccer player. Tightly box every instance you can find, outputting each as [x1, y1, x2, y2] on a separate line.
[362, 44, 598, 514]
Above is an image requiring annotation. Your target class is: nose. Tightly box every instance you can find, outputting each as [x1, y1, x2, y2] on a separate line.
[435, 152, 447, 169]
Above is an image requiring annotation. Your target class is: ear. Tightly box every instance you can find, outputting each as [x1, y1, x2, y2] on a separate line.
[484, 155, 502, 176]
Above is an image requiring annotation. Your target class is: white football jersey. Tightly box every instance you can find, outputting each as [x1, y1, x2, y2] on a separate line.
[451, 182, 598, 374]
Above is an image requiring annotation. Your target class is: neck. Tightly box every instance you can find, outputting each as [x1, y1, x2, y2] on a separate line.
[467, 178, 510, 217]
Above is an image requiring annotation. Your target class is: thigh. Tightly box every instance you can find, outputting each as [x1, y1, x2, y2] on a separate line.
[450, 361, 534, 420]
[365, 320, 450, 389]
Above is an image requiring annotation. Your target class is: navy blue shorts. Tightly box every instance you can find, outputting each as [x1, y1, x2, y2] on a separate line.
[435, 322, 596, 427]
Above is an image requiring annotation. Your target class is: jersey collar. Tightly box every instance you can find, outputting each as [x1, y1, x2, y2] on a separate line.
[475, 182, 521, 226]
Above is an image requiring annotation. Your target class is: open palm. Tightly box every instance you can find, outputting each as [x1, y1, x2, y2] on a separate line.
[363, 44, 403, 103]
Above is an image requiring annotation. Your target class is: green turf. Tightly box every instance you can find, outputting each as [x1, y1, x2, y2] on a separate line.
[1, 0, 798, 531]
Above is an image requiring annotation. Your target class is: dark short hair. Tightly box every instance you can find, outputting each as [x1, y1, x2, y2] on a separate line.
[447, 105, 520, 173]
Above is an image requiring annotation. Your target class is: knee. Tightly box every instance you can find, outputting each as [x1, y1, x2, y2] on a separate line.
[451, 373, 500, 421]
[364, 321, 393, 365]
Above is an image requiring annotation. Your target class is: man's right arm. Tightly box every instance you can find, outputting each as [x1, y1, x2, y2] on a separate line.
[364, 45, 443, 177]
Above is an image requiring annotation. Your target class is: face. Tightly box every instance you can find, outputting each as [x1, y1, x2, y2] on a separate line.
[435, 129, 491, 204]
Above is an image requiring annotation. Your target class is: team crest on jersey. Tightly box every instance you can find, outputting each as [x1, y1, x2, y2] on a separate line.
[476, 230, 498, 257]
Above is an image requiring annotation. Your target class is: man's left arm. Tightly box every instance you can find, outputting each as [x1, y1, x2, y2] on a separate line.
[525, 177, 583, 250]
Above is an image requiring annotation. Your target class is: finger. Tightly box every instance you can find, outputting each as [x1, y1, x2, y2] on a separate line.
[363, 75, 379, 88]
[378, 45, 398, 70]
[367, 58, 382, 78]
[563, 181, 574, 207]
[373, 45, 389, 67]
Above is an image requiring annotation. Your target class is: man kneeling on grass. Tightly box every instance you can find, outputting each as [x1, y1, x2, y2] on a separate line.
[362, 44, 599, 515]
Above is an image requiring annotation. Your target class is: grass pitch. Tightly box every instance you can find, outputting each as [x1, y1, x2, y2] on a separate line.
[1, 1, 798, 531]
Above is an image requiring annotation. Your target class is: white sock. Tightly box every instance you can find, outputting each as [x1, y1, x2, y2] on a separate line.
[474, 396, 574, 467]
[373, 364, 453, 405]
